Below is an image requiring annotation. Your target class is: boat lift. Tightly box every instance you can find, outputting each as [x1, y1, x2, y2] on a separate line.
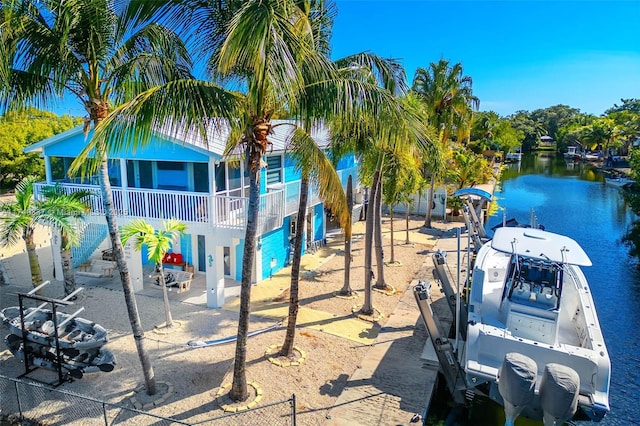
[15, 281, 83, 386]
[413, 281, 467, 405]
[431, 251, 468, 340]
[414, 209, 480, 411]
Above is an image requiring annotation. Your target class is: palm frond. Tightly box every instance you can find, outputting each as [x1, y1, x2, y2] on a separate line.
[69, 79, 243, 177]
[288, 127, 349, 228]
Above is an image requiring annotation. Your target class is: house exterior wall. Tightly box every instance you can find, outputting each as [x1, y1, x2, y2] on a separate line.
[27, 124, 361, 308]
[235, 240, 244, 282]
[260, 226, 288, 280]
[283, 155, 302, 182]
[313, 203, 324, 242]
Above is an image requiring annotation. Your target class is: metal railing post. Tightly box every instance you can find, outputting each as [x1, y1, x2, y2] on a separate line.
[291, 394, 296, 426]
[14, 380, 22, 421]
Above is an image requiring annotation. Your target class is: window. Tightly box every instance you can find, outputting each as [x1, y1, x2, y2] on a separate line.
[157, 161, 185, 171]
[50, 157, 74, 181]
[266, 155, 282, 185]
[193, 163, 209, 193]
[157, 161, 187, 191]
[215, 162, 226, 192]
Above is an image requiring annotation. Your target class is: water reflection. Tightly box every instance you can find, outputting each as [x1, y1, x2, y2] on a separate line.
[501, 153, 603, 182]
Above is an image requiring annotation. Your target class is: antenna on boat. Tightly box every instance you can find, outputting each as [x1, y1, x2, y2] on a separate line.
[511, 238, 521, 275]
[455, 227, 461, 353]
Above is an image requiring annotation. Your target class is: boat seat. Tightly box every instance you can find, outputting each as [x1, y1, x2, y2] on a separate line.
[512, 281, 531, 302]
[536, 286, 557, 308]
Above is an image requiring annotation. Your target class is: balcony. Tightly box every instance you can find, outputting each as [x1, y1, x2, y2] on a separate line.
[33, 182, 285, 236]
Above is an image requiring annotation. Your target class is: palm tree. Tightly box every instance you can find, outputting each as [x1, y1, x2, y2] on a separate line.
[1, 0, 192, 395]
[0, 178, 84, 292]
[334, 93, 435, 313]
[121, 218, 187, 329]
[280, 128, 349, 357]
[381, 146, 423, 263]
[88, 0, 401, 401]
[339, 174, 354, 296]
[40, 184, 92, 297]
[412, 59, 479, 228]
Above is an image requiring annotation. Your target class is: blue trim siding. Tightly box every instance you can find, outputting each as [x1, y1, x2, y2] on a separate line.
[336, 152, 357, 169]
[43, 130, 211, 162]
[314, 204, 324, 242]
[180, 234, 193, 265]
[260, 168, 267, 194]
[235, 240, 244, 281]
[44, 130, 94, 157]
[260, 227, 288, 280]
[283, 154, 302, 182]
[140, 244, 152, 265]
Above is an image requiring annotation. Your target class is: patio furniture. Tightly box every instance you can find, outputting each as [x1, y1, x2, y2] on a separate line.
[155, 270, 193, 293]
[76, 260, 117, 278]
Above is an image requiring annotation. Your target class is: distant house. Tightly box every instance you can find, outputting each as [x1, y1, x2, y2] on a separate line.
[536, 135, 556, 151]
[24, 121, 360, 308]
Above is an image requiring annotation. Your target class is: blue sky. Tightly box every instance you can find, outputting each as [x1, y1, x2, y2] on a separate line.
[53, 1, 639, 118]
[330, 0, 640, 116]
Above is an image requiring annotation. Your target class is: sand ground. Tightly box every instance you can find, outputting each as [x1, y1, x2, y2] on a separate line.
[0, 201, 460, 425]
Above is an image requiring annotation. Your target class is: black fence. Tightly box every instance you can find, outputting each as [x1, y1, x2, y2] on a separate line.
[0, 375, 296, 425]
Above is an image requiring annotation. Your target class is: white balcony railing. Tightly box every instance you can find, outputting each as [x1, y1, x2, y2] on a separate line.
[33, 182, 285, 236]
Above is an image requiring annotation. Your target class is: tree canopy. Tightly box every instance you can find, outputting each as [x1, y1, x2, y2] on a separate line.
[0, 108, 82, 190]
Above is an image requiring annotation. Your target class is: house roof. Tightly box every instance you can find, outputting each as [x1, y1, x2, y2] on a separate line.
[25, 119, 332, 159]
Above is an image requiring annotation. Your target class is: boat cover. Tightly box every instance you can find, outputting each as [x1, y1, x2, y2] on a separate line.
[498, 352, 537, 409]
[539, 363, 580, 423]
[453, 187, 492, 201]
[491, 227, 592, 266]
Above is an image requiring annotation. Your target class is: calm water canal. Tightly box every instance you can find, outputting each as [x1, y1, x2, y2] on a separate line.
[485, 153, 640, 425]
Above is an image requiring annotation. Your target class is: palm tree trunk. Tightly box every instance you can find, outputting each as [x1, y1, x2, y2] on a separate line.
[24, 229, 43, 290]
[362, 169, 380, 314]
[373, 173, 386, 289]
[424, 175, 436, 228]
[281, 175, 309, 356]
[405, 204, 410, 245]
[231, 160, 260, 402]
[98, 156, 157, 395]
[389, 207, 395, 263]
[158, 265, 173, 328]
[339, 176, 353, 296]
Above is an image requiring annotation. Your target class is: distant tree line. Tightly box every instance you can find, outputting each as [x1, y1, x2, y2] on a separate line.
[0, 108, 82, 191]
[467, 98, 640, 157]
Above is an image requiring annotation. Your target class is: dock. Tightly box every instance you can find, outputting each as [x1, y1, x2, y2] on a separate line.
[324, 221, 469, 425]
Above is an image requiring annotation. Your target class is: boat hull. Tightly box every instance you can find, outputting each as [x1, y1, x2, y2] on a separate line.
[1, 306, 108, 350]
[4, 334, 116, 378]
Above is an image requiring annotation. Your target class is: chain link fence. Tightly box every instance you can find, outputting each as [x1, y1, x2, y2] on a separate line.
[0, 375, 295, 425]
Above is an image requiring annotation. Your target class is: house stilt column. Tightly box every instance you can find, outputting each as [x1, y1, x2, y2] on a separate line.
[206, 242, 226, 308]
[124, 237, 144, 292]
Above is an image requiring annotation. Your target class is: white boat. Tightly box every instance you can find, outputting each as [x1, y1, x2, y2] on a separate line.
[563, 146, 581, 161]
[505, 149, 522, 162]
[605, 176, 635, 188]
[463, 227, 610, 424]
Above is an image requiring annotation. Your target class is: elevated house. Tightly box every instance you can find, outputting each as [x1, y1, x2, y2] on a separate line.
[24, 121, 360, 308]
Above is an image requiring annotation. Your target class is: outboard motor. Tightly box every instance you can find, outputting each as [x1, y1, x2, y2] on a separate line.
[498, 352, 538, 426]
[539, 363, 580, 426]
